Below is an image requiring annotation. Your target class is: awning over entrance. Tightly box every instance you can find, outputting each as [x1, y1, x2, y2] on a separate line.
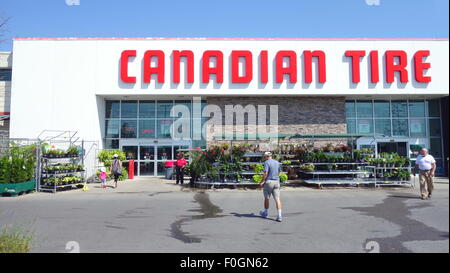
[212, 133, 385, 140]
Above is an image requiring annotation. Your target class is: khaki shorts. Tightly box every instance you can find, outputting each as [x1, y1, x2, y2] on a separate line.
[263, 180, 281, 200]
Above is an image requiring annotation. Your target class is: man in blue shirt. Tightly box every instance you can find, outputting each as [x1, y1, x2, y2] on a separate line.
[259, 152, 283, 222]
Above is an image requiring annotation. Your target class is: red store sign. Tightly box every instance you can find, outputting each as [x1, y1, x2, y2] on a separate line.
[120, 49, 431, 85]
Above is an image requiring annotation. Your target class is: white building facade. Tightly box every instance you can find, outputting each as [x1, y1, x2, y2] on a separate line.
[9, 38, 449, 176]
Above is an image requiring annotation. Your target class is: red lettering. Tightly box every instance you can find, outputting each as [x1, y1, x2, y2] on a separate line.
[385, 50, 408, 83]
[414, 50, 431, 83]
[231, 50, 253, 83]
[172, 50, 194, 83]
[345, 50, 366, 83]
[275, 51, 297, 83]
[260, 51, 268, 84]
[303, 50, 326, 83]
[120, 50, 136, 83]
[143, 50, 165, 83]
[370, 51, 379, 83]
[202, 50, 223, 83]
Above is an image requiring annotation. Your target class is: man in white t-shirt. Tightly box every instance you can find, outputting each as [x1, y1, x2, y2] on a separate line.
[413, 148, 436, 200]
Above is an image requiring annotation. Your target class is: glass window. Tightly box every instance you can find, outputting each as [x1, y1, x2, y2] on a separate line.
[121, 120, 137, 138]
[347, 119, 356, 134]
[157, 101, 174, 118]
[140, 146, 155, 160]
[174, 101, 192, 118]
[121, 101, 138, 118]
[375, 119, 391, 136]
[192, 140, 207, 150]
[429, 119, 441, 137]
[409, 101, 425, 117]
[139, 120, 156, 138]
[357, 119, 373, 134]
[173, 118, 191, 139]
[356, 101, 373, 118]
[139, 162, 154, 176]
[193, 101, 208, 118]
[427, 99, 441, 117]
[345, 101, 356, 118]
[392, 119, 409, 136]
[105, 101, 120, 118]
[157, 119, 173, 138]
[391, 101, 408, 118]
[175, 146, 190, 157]
[139, 101, 156, 118]
[122, 146, 138, 160]
[429, 138, 442, 158]
[0, 69, 12, 81]
[105, 120, 120, 138]
[104, 139, 119, 149]
[374, 101, 390, 118]
[157, 146, 173, 160]
[409, 119, 426, 137]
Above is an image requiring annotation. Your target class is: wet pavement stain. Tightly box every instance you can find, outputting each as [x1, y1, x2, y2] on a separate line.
[170, 192, 226, 244]
[344, 192, 449, 253]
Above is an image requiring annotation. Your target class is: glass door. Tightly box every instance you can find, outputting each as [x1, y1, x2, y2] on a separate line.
[139, 145, 155, 176]
[156, 145, 173, 176]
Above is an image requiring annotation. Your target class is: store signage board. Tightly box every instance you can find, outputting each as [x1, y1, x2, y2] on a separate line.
[11, 38, 449, 96]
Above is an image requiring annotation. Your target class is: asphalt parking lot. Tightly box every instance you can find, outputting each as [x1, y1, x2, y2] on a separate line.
[0, 177, 448, 253]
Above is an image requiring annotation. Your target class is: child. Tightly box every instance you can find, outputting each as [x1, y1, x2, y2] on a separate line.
[99, 167, 107, 188]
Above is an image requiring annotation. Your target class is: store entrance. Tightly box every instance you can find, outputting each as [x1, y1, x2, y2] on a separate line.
[377, 142, 408, 157]
[121, 141, 190, 176]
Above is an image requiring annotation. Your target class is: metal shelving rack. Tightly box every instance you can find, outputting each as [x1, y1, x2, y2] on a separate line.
[373, 166, 415, 187]
[40, 155, 85, 193]
[299, 162, 376, 188]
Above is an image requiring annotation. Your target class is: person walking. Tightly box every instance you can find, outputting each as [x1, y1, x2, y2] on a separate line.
[259, 152, 283, 222]
[99, 167, 107, 189]
[414, 148, 437, 200]
[175, 153, 187, 185]
[111, 154, 122, 189]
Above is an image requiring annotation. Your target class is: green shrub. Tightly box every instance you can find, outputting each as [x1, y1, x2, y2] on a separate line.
[0, 226, 33, 253]
[0, 143, 36, 184]
[97, 150, 127, 181]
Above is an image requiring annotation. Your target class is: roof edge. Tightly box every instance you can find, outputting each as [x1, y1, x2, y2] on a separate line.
[12, 37, 449, 41]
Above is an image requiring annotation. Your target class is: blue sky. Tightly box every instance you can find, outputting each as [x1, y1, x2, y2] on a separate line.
[0, 0, 448, 51]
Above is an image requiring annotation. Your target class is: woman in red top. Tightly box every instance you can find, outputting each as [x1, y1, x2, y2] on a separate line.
[175, 153, 187, 185]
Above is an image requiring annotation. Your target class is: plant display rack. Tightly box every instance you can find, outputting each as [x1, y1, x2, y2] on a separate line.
[299, 163, 376, 188]
[373, 166, 414, 187]
[40, 155, 85, 193]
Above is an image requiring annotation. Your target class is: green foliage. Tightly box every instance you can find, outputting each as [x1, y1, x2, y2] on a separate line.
[279, 173, 288, 182]
[0, 143, 36, 184]
[0, 226, 33, 253]
[252, 164, 264, 174]
[299, 163, 315, 172]
[252, 174, 263, 183]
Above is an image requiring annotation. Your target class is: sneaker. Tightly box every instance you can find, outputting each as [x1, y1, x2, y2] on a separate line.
[276, 217, 283, 222]
[259, 210, 268, 218]
[421, 196, 427, 200]
[428, 194, 432, 199]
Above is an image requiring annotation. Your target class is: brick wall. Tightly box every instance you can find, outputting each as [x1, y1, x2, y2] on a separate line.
[205, 96, 347, 147]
